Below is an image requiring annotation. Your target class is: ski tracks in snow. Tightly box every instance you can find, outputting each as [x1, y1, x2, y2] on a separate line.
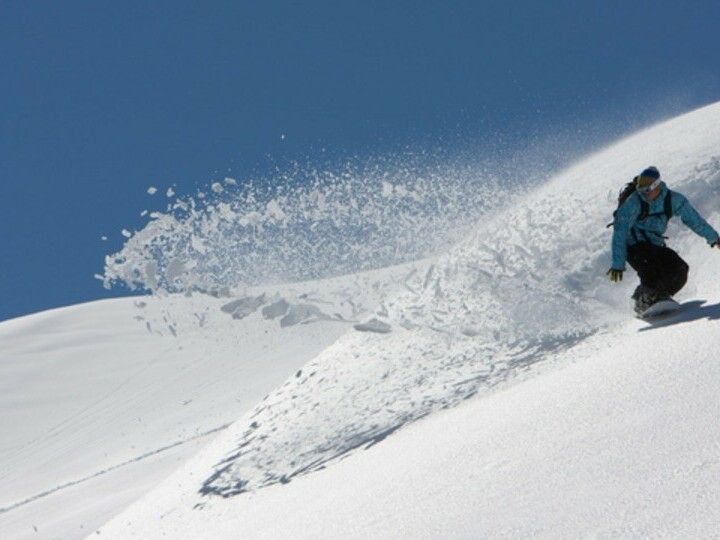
[0, 423, 230, 516]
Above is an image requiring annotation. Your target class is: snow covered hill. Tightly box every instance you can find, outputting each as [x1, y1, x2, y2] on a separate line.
[95, 101, 720, 537]
[98, 297, 720, 538]
[3, 102, 720, 539]
[0, 265, 420, 539]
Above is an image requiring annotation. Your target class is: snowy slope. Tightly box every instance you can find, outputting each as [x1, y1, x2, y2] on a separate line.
[95, 102, 720, 537]
[97, 300, 720, 538]
[0, 264, 420, 539]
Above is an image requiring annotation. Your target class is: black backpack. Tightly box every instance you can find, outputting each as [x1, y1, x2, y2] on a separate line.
[606, 176, 673, 228]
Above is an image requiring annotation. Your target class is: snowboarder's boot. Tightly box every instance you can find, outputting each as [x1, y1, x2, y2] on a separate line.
[632, 285, 665, 315]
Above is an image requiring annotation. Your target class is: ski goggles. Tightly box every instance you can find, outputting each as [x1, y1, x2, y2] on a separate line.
[636, 178, 661, 194]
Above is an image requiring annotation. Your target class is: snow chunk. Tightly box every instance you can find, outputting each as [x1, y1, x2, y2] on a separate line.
[221, 294, 267, 320]
[239, 211, 263, 227]
[147, 186, 158, 195]
[191, 235, 207, 254]
[266, 199, 286, 221]
[262, 299, 290, 319]
[381, 181, 394, 197]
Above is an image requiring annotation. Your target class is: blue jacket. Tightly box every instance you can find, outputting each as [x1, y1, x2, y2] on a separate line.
[611, 183, 719, 270]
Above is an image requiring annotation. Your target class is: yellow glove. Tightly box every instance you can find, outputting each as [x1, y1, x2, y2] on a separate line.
[607, 268, 623, 282]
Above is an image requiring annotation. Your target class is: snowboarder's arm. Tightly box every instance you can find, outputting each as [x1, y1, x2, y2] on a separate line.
[611, 196, 640, 270]
[673, 193, 720, 245]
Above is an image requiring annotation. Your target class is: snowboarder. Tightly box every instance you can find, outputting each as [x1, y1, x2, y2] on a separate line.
[607, 166, 720, 314]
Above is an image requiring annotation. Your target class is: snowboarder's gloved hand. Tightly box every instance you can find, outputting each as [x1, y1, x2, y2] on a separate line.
[607, 268, 623, 282]
[712, 239, 720, 250]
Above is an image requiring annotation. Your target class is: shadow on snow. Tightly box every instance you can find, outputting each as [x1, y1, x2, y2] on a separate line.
[638, 300, 720, 331]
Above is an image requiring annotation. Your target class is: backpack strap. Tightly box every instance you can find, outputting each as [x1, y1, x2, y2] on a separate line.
[663, 189, 673, 220]
[638, 190, 673, 222]
[638, 190, 673, 242]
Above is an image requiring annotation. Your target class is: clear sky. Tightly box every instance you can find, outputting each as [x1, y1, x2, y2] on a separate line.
[2, 1, 719, 321]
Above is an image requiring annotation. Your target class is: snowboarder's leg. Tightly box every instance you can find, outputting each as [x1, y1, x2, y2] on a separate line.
[654, 246, 688, 297]
[627, 242, 665, 296]
[627, 242, 688, 300]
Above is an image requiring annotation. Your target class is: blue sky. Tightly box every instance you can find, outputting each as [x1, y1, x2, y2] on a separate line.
[2, 1, 719, 321]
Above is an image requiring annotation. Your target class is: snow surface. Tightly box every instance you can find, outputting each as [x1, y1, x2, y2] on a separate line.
[96, 101, 720, 538]
[2, 102, 720, 539]
[98, 303, 720, 538]
[0, 265, 419, 539]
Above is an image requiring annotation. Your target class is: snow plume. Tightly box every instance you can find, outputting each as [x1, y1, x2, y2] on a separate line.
[198, 104, 720, 496]
[102, 154, 517, 294]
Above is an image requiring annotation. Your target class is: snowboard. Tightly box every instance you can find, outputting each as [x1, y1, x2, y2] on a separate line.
[637, 298, 681, 319]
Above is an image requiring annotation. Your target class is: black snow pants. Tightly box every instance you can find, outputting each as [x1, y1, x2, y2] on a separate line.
[626, 241, 689, 298]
